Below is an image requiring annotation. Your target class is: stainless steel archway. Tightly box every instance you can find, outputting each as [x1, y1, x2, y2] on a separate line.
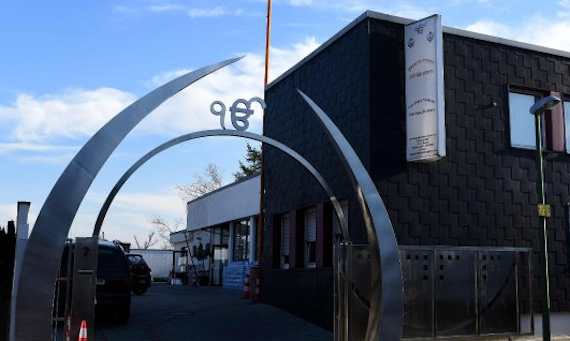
[12, 57, 240, 341]
[92, 130, 349, 242]
[299, 90, 403, 341]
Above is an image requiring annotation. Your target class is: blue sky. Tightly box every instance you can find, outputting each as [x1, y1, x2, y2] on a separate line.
[2, 0, 570, 248]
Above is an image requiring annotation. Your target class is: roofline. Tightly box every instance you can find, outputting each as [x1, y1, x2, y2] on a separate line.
[266, 10, 570, 90]
[186, 172, 260, 205]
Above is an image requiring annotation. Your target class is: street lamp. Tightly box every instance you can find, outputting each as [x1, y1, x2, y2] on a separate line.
[530, 95, 561, 341]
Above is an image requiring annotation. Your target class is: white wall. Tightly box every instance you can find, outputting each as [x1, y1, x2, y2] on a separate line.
[129, 249, 173, 279]
[187, 175, 260, 231]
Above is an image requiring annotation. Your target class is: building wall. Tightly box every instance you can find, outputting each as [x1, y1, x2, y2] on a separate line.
[368, 19, 570, 312]
[263, 13, 570, 330]
[187, 174, 260, 231]
[263, 18, 371, 330]
[129, 249, 173, 279]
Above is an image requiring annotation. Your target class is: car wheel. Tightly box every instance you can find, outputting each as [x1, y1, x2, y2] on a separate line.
[132, 285, 148, 295]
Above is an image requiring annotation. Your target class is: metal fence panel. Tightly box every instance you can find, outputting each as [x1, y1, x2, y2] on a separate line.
[401, 249, 435, 339]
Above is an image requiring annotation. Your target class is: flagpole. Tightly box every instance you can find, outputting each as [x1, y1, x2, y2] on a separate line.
[264, 0, 272, 86]
[258, 0, 272, 264]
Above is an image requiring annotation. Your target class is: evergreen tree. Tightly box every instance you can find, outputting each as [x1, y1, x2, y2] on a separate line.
[233, 142, 262, 180]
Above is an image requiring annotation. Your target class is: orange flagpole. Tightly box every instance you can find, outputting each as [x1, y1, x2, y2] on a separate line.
[258, 0, 272, 265]
[264, 0, 272, 86]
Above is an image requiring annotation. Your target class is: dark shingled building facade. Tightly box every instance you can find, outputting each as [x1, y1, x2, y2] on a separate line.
[260, 11, 570, 332]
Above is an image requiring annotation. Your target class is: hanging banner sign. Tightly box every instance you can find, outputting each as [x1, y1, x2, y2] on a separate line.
[405, 14, 446, 162]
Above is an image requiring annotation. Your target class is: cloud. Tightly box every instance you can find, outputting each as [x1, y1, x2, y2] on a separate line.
[465, 20, 514, 38]
[139, 56, 265, 135]
[284, 0, 430, 21]
[148, 4, 185, 13]
[465, 16, 570, 52]
[0, 37, 321, 147]
[81, 189, 186, 247]
[269, 36, 320, 78]
[138, 37, 320, 135]
[0, 142, 79, 154]
[0, 88, 135, 143]
[12, 153, 76, 165]
[386, 3, 431, 20]
[0, 204, 16, 224]
[187, 6, 243, 18]
[286, 0, 420, 15]
[112, 191, 186, 218]
[113, 5, 139, 15]
[144, 4, 245, 18]
[288, 0, 371, 12]
[0, 203, 36, 235]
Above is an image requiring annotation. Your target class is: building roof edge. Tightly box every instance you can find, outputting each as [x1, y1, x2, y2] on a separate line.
[186, 172, 260, 206]
[266, 10, 570, 91]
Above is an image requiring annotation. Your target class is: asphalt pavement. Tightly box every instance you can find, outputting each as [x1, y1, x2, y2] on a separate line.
[94, 283, 333, 341]
[93, 283, 570, 341]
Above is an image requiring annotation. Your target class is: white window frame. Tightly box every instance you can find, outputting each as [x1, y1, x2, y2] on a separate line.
[509, 90, 545, 150]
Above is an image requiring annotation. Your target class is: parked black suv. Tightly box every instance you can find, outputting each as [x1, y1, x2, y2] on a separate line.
[126, 254, 152, 295]
[56, 239, 131, 324]
[96, 240, 131, 322]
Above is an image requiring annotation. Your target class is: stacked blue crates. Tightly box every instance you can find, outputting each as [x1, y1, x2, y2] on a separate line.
[222, 261, 254, 290]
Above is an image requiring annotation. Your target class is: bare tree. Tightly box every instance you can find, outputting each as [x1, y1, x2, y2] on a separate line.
[176, 163, 223, 203]
[133, 231, 160, 249]
[148, 216, 183, 249]
[146, 163, 224, 249]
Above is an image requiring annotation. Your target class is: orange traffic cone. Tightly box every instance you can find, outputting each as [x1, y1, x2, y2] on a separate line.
[242, 273, 250, 299]
[253, 278, 261, 302]
[78, 320, 88, 341]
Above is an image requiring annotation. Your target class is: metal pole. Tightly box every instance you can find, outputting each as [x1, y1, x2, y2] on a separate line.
[258, 0, 272, 267]
[534, 112, 551, 341]
[264, 0, 272, 86]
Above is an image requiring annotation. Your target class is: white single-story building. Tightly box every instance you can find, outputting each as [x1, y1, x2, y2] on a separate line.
[128, 249, 173, 280]
[170, 173, 260, 289]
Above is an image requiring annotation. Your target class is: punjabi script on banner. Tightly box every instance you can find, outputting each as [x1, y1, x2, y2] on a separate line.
[405, 14, 446, 162]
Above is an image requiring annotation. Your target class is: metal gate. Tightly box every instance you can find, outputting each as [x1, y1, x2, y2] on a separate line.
[335, 245, 533, 340]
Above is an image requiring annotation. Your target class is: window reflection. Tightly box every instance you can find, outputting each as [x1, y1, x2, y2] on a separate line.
[233, 220, 249, 261]
[509, 92, 539, 149]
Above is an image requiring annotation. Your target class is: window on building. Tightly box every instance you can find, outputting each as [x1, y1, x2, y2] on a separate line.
[305, 207, 317, 268]
[332, 200, 349, 246]
[221, 224, 230, 245]
[509, 91, 542, 149]
[281, 214, 290, 269]
[509, 89, 565, 151]
[233, 220, 249, 261]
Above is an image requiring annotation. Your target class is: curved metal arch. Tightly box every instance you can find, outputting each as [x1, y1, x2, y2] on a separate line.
[92, 130, 350, 244]
[13, 57, 240, 340]
[298, 90, 403, 341]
